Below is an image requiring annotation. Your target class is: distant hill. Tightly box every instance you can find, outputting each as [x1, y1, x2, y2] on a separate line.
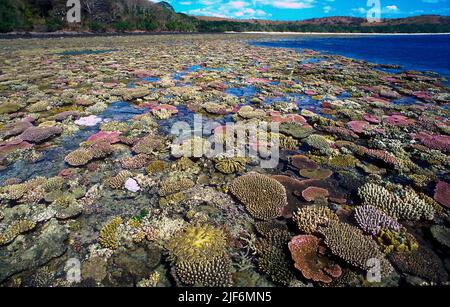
[1, 1, 449, 33]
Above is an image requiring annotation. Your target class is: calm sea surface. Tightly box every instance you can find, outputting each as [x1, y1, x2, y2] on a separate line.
[255, 35, 450, 79]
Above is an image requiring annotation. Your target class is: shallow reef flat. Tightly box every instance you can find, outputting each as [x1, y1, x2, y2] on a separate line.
[0, 34, 449, 287]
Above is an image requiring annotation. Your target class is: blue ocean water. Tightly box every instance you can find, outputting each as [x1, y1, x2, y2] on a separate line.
[255, 35, 450, 79]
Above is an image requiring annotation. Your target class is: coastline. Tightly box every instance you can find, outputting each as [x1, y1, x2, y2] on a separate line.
[232, 31, 450, 35]
[1, 31, 450, 40]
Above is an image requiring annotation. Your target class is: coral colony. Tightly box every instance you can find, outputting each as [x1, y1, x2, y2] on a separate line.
[0, 32, 449, 289]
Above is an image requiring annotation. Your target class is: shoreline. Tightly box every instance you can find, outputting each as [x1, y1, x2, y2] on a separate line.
[232, 31, 450, 36]
[0, 31, 449, 40]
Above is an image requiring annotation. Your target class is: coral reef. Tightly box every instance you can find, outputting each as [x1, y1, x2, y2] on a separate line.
[354, 205, 403, 236]
[230, 172, 287, 220]
[358, 183, 434, 221]
[319, 221, 393, 277]
[288, 235, 342, 284]
[99, 217, 123, 250]
[293, 206, 338, 234]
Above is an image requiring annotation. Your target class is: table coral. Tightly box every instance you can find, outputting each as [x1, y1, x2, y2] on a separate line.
[288, 235, 342, 284]
[230, 172, 287, 220]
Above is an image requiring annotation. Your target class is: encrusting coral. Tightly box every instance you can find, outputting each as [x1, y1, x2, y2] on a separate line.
[230, 172, 287, 220]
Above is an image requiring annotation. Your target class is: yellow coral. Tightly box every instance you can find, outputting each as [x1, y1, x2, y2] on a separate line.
[166, 224, 227, 262]
[99, 217, 123, 250]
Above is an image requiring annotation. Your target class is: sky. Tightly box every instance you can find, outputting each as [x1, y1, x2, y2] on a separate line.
[152, 0, 450, 21]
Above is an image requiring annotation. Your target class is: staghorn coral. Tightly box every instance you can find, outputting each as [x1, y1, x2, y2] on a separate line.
[64, 148, 94, 167]
[108, 171, 132, 189]
[230, 172, 287, 220]
[159, 177, 195, 197]
[174, 256, 233, 287]
[293, 206, 338, 234]
[358, 183, 434, 221]
[319, 221, 393, 277]
[99, 217, 123, 250]
[214, 156, 249, 174]
[288, 235, 342, 284]
[166, 224, 227, 263]
[354, 205, 403, 236]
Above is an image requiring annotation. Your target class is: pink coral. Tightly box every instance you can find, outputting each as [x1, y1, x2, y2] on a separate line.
[434, 181, 450, 208]
[288, 235, 342, 284]
[302, 186, 329, 202]
[19, 126, 62, 143]
[411, 132, 450, 153]
[269, 112, 307, 124]
[365, 148, 398, 166]
[384, 114, 415, 127]
[363, 114, 381, 124]
[347, 121, 371, 134]
[87, 131, 121, 144]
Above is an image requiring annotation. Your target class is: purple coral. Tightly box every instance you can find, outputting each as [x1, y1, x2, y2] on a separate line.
[411, 132, 450, 153]
[354, 205, 403, 236]
[19, 126, 62, 143]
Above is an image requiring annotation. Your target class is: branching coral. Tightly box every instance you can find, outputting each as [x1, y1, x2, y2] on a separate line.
[354, 205, 403, 236]
[0, 219, 36, 246]
[159, 177, 195, 197]
[230, 172, 287, 220]
[293, 206, 338, 234]
[288, 235, 342, 284]
[132, 135, 163, 155]
[389, 246, 448, 283]
[120, 154, 150, 169]
[99, 217, 123, 250]
[358, 183, 434, 221]
[304, 134, 333, 155]
[174, 256, 233, 287]
[319, 221, 393, 277]
[376, 229, 418, 254]
[108, 171, 132, 189]
[256, 243, 294, 286]
[64, 148, 94, 167]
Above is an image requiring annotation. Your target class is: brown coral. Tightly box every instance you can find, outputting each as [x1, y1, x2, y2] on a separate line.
[230, 172, 287, 220]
